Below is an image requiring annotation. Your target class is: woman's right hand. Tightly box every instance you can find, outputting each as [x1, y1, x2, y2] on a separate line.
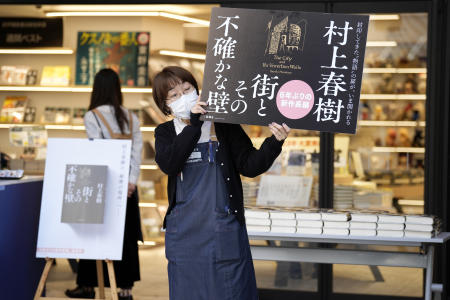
[191, 96, 207, 115]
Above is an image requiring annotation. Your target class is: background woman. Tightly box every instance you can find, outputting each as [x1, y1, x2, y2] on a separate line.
[65, 68, 143, 300]
[153, 66, 290, 300]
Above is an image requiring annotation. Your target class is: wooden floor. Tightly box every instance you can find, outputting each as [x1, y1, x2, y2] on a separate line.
[46, 246, 422, 299]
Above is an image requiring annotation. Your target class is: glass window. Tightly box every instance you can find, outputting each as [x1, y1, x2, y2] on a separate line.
[332, 13, 428, 297]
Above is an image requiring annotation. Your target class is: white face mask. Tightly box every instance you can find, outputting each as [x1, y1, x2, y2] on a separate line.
[168, 89, 198, 119]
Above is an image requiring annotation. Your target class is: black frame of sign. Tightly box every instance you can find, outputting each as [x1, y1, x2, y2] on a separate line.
[0, 0, 448, 300]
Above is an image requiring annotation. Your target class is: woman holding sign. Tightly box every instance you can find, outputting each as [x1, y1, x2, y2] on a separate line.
[65, 68, 142, 300]
[153, 66, 290, 299]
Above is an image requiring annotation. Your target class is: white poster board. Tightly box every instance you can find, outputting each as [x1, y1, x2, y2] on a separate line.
[36, 138, 131, 260]
[257, 175, 313, 207]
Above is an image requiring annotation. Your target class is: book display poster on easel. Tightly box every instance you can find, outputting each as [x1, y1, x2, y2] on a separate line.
[36, 138, 131, 260]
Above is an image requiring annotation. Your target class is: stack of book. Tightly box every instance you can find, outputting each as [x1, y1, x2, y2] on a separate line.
[245, 207, 441, 239]
[334, 185, 354, 209]
[404, 215, 441, 238]
[245, 207, 271, 233]
[322, 210, 350, 236]
[376, 214, 405, 237]
[349, 212, 378, 236]
[242, 181, 259, 204]
[270, 210, 297, 233]
[296, 209, 323, 234]
[353, 190, 392, 209]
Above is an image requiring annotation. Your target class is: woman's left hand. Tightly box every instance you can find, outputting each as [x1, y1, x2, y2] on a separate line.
[269, 122, 291, 141]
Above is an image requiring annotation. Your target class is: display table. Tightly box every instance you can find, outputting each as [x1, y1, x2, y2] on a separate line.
[248, 231, 450, 300]
[0, 176, 45, 300]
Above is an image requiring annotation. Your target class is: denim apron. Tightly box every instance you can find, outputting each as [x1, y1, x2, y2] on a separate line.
[164, 141, 258, 300]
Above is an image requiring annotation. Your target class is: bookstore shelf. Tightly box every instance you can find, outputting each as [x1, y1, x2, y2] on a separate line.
[0, 86, 153, 93]
[358, 121, 426, 127]
[372, 147, 425, 153]
[0, 123, 156, 131]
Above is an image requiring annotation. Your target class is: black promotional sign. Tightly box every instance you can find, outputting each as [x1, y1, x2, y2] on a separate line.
[200, 7, 369, 134]
[0, 18, 63, 48]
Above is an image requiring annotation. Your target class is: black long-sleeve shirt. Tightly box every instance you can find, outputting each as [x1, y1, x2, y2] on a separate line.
[155, 113, 284, 227]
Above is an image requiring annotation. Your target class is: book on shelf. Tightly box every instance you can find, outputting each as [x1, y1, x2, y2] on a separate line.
[23, 107, 36, 123]
[349, 222, 377, 230]
[297, 227, 323, 235]
[377, 230, 404, 238]
[270, 226, 296, 234]
[405, 215, 437, 225]
[244, 207, 271, 219]
[41, 107, 56, 123]
[271, 219, 297, 227]
[40, 66, 71, 86]
[295, 209, 322, 221]
[41, 107, 71, 124]
[404, 231, 433, 239]
[55, 108, 71, 124]
[72, 108, 87, 125]
[377, 223, 405, 231]
[246, 225, 270, 233]
[269, 210, 296, 220]
[323, 228, 349, 236]
[75, 32, 150, 87]
[297, 220, 323, 228]
[404, 224, 433, 232]
[323, 221, 350, 229]
[353, 190, 392, 209]
[0, 96, 28, 123]
[350, 212, 379, 223]
[321, 210, 350, 222]
[246, 218, 271, 226]
[0, 66, 36, 85]
[377, 214, 406, 224]
[350, 229, 377, 237]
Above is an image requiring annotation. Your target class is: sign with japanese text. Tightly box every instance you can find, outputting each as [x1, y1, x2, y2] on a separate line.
[201, 7, 369, 134]
[0, 18, 62, 48]
[61, 164, 107, 224]
[37, 138, 131, 260]
[75, 31, 150, 87]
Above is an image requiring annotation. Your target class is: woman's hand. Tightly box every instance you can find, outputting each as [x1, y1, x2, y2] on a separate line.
[128, 183, 136, 198]
[190, 96, 207, 115]
[269, 122, 291, 141]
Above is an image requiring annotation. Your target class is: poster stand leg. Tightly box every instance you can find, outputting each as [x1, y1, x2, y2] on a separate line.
[34, 258, 118, 300]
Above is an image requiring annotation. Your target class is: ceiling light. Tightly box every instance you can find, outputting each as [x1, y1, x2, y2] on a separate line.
[45, 11, 210, 27]
[369, 14, 400, 21]
[366, 41, 398, 47]
[0, 48, 73, 54]
[46, 11, 159, 17]
[183, 23, 209, 28]
[159, 50, 205, 60]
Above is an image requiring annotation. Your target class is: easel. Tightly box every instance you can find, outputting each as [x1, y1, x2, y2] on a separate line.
[34, 258, 118, 300]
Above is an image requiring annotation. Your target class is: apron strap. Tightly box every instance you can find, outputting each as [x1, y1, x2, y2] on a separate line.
[210, 122, 218, 141]
[92, 108, 115, 137]
[128, 110, 133, 137]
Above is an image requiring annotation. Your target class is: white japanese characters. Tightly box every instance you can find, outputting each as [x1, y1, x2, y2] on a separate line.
[314, 20, 354, 124]
[206, 14, 242, 117]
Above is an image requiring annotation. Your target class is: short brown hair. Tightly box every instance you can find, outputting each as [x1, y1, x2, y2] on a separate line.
[152, 66, 199, 116]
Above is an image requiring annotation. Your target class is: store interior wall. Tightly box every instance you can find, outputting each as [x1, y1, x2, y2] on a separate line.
[0, 8, 209, 158]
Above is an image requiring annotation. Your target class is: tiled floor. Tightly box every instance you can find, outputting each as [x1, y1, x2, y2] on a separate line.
[46, 245, 423, 299]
